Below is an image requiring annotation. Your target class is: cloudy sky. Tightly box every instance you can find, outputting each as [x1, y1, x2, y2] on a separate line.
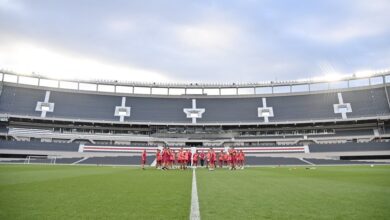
[0, 0, 389, 83]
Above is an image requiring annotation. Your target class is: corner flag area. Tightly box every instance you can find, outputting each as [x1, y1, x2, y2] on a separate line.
[1, 165, 390, 219]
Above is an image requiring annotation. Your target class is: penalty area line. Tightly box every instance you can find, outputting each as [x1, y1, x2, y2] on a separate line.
[190, 169, 201, 220]
[299, 158, 315, 165]
[72, 157, 89, 165]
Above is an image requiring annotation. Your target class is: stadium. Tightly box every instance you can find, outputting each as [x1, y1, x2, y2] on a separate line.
[1, 70, 390, 219]
[1, 1, 390, 220]
[1, 70, 390, 165]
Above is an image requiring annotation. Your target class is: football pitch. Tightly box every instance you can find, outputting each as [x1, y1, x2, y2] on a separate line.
[1, 165, 389, 220]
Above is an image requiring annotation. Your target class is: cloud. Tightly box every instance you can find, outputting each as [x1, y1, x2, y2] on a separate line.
[105, 18, 137, 34]
[284, 0, 390, 44]
[353, 0, 390, 13]
[287, 20, 386, 44]
[0, 0, 24, 12]
[0, 0, 389, 83]
[0, 38, 171, 83]
[177, 24, 235, 50]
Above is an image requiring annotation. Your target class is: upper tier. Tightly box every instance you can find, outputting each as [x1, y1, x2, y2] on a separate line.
[1, 83, 389, 125]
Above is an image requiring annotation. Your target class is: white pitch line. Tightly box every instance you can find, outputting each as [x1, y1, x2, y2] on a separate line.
[72, 157, 89, 165]
[299, 158, 315, 165]
[190, 169, 201, 220]
[150, 158, 157, 167]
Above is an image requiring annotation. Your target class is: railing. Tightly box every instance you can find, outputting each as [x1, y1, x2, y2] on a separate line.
[1, 69, 389, 96]
[8, 127, 53, 135]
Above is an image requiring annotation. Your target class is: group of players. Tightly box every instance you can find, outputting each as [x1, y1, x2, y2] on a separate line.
[142, 147, 245, 170]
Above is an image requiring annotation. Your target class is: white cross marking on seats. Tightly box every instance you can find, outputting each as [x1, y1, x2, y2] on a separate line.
[334, 93, 352, 120]
[114, 97, 131, 122]
[183, 99, 205, 124]
[41, 91, 50, 117]
[258, 98, 274, 123]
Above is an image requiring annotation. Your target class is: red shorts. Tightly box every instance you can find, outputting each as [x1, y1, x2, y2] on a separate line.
[142, 160, 146, 164]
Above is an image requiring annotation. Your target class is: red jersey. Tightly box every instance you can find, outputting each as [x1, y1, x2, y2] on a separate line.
[209, 151, 216, 162]
[156, 151, 162, 161]
[183, 151, 188, 161]
[223, 153, 228, 161]
[170, 151, 175, 161]
[162, 149, 170, 162]
[187, 151, 192, 161]
[193, 153, 198, 161]
[218, 152, 224, 161]
[230, 150, 237, 161]
[142, 151, 147, 161]
[177, 150, 183, 161]
[200, 152, 205, 159]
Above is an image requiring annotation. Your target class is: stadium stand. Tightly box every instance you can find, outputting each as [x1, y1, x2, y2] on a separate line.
[342, 88, 390, 117]
[0, 140, 79, 152]
[1, 157, 83, 164]
[302, 158, 387, 165]
[308, 142, 390, 152]
[78, 156, 155, 165]
[0, 85, 389, 123]
[0, 71, 389, 166]
[244, 156, 307, 165]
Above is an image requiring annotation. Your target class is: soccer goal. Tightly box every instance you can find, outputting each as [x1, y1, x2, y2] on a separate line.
[24, 155, 57, 165]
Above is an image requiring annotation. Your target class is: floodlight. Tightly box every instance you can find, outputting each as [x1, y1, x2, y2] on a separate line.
[355, 70, 374, 78]
[322, 73, 345, 82]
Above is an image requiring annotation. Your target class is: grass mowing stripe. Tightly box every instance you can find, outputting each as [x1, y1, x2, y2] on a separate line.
[0, 165, 193, 220]
[197, 166, 390, 220]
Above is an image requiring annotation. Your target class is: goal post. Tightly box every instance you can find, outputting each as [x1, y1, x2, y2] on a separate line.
[24, 155, 57, 165]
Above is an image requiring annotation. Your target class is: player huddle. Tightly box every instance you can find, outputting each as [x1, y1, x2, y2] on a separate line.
[151, 147, 245, 170]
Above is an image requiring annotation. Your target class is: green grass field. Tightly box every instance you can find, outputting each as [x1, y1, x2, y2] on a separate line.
[1, 165, 389, 220]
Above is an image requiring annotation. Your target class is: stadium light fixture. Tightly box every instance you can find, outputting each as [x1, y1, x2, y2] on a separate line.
[355, 70, 375, 78]
[322, 73, 346, 82]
